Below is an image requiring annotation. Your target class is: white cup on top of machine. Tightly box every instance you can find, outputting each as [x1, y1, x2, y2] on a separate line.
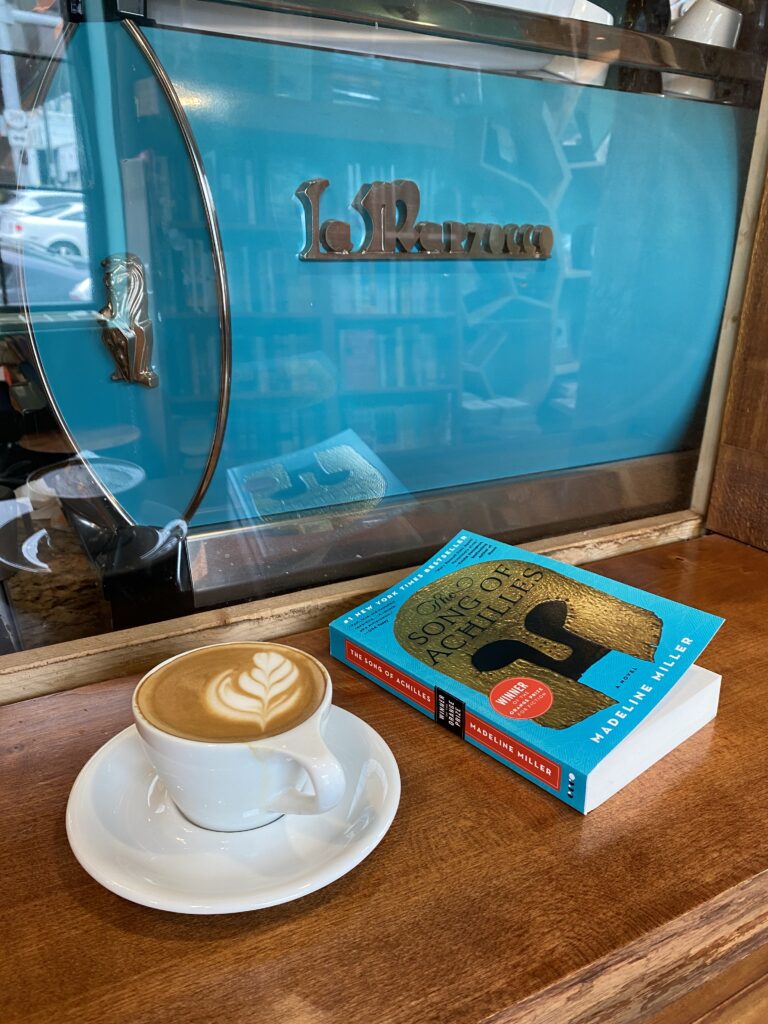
[477, 0, 615, 87]
[544, 0, 615, 86]
[662, 0, 743, 101]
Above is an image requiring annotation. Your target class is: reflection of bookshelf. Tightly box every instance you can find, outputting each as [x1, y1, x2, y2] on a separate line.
[337, 314, 455, 321]
[340, 386, 454, 396]
[345, 398, 453, 454]
[135, 144, 476, 481]
[336, 320, 461, 456]
[339, 326, 454, 390]
[162, 194, 467, 462]
[164, 311, 313, 321]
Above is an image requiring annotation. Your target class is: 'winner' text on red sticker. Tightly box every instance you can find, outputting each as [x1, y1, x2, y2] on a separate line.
[490, 677, 553, 719]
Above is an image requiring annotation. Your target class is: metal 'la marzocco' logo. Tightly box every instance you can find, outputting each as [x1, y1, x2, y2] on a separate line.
[296, 178, 553, 262]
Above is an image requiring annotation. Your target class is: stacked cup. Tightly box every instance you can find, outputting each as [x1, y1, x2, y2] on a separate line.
[662, 0, 742, 100]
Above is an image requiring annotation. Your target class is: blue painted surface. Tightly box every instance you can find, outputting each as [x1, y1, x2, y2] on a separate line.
[29, 23, 756, 528]
[144, 28, 754, 527]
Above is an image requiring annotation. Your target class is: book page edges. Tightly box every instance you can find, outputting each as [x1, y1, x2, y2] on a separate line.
[583, 664, 721, 814]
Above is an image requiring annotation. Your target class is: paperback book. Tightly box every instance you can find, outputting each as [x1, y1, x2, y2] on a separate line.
[329, 531, 724, 812]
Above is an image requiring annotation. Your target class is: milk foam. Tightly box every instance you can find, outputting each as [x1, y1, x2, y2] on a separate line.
[205, 650, 306, 731]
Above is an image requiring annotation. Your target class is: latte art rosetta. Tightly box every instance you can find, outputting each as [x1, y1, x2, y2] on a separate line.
[205, 651, 306, 731]
[136, 642, 326, 742]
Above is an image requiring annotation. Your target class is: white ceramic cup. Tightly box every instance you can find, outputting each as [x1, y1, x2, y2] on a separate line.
[132, 644, 346, 832]
[544, 0, 615, 87]
[468, 0, 614, 82]
[663, 0, 742, 100]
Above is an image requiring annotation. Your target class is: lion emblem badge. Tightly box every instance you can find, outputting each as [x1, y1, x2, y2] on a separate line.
[99, 253, 158, 388]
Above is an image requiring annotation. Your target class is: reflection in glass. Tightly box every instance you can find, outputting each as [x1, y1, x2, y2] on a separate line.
[0, 3, 761, 656]
[0, 10, 220, 649]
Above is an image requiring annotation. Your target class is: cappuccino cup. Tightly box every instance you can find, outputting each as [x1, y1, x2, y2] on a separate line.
[133, 642, 346, 831]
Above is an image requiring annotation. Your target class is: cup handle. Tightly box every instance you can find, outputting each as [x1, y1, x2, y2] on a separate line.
[262, 722, 346, 815]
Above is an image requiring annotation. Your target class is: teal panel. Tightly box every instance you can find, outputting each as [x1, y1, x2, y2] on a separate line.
[144, 28, 753, 528]
[26, 22, 754, 530]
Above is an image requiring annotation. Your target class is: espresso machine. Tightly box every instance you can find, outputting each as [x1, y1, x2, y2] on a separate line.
[0, 0, 757, 647]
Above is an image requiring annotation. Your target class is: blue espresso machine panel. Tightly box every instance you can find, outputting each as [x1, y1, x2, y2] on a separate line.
[19, 13, 755, 613]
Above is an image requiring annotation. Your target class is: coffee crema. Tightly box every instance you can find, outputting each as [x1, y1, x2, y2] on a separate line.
[136, 643, 326, 742]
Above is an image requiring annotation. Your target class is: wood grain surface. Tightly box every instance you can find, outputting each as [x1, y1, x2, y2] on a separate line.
[708, 137, 768, 549]
[2, 535, 767, 1024]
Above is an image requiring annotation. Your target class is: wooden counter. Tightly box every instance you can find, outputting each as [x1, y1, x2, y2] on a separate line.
[2, 535, 767, 1024]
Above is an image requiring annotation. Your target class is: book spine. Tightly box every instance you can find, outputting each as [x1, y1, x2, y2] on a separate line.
[330, 627, 587, 813]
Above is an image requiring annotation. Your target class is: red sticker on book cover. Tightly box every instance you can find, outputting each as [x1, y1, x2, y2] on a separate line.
[489, 677, 553, 719]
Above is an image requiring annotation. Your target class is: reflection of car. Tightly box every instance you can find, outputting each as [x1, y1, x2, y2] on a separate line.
[1, 190, 78, 218]
[0, 241, 90, 306]
[0, 191, 81, 247]
[0, 202, 87, 257]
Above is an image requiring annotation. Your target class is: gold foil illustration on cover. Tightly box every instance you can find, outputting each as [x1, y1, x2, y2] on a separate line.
[394, 561, 662, 729]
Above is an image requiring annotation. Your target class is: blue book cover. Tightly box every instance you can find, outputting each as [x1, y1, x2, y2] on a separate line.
[329, 531, 724, 812]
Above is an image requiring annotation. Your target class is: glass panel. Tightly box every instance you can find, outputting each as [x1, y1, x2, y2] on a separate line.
[0, 9, 225, 648]
[145, 16, 755, 601]
[21, 21, 225, 526]
[163, 35, 747, 516]
[0, 0, 764, 653]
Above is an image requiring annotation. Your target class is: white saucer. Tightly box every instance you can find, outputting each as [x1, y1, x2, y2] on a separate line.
[66, 707, 400, 914]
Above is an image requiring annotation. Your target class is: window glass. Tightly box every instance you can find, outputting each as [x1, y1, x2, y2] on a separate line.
[0, 0, 764, 653]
